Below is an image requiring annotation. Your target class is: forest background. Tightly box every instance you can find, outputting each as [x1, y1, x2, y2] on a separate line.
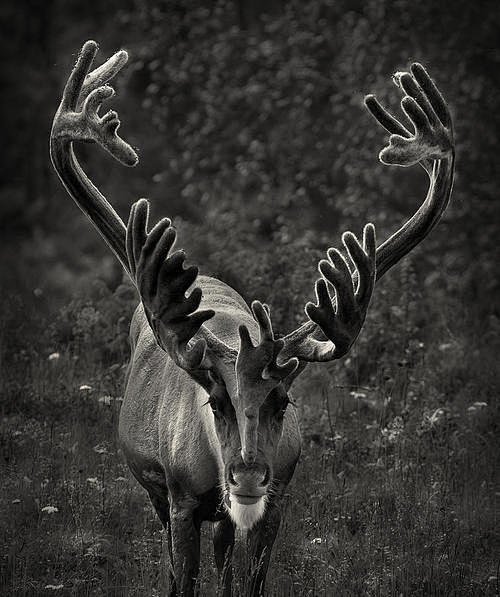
[1, 1, 499, 595]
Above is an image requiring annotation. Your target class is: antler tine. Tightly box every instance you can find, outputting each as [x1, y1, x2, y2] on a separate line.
[364, 62, 452, 171]
[59, 40, 98, 112]
[80, 47, 130, 101]
[127, 199, 216, 371]
[52, 40, 138, 168]
[301, 223, 376, 360]
[237, 302, 298, 383]
[253, 302, 299, 380]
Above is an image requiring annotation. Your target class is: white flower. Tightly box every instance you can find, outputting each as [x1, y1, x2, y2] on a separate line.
[44, 585, 64, 591]
[93, 444, 108, 455]
[428, 408, 445, 426]
[48, 352, 60, 361]
[350, 391, 366, 400]
[311, 537, 322, 544]
[86, 477, 103, 491]
[79, 384, 93, 391]
[41, 505, 59, 514]
[12, 499, 21, 504]
[467, 401, 487, 415]
[98, 395, 112, 405]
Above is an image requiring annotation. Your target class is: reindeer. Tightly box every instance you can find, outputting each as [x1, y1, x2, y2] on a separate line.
[50, 41, 455, 596]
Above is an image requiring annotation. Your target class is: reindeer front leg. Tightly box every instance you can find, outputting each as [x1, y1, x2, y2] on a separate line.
[214, 517, 236, 597]
[247, 501, 281, 597]
[169, 501, 202, 596]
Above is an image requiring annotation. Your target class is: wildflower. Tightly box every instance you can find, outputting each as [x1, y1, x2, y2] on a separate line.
[428, 408, 445, 426]
[311, 537, 322, 544]
[467, 401, 487, 415]
[86, 477, 103, 491]
[98, 395, 112, 405]
[79, 384, 93, 391]
[473, 401, 487, 408]
[381, 416, 404, 443]
[44, 585, 64, 591]
[350, 391, 367, 400]
[12, 499, 21, 504]
[41, 505, 59, 514]
[48, 352, 60, 361]
[93, 444, 109, 455]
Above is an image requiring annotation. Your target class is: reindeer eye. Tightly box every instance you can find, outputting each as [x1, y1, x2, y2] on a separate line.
[278, 402, 288, 417]
[208, 395, 228, 421]
[208, 369, 223, 386]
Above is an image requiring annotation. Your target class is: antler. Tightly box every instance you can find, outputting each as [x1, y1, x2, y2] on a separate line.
[280, 63, 455, 366]
[126, 198, 221, 371]
[235, 302, 299, 465]
[50, 40, 138, 273]
[280, 225, 377, 363]
[237, 302, 299, 383]
[51, 41, 236, 381]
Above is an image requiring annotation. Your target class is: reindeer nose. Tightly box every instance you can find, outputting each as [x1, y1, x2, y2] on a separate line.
[229, 463, 269, 489]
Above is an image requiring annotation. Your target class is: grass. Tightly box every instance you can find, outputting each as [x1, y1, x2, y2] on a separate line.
[0, 273, 499, 596]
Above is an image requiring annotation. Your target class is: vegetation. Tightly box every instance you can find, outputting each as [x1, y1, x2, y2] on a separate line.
[1, 0, 499, 595]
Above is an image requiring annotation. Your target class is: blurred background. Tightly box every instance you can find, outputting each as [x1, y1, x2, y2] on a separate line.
[1, 1, 500, 594]
[2, 0, 499, 340]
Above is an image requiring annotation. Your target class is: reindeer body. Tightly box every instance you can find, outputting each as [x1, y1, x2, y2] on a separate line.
[119, 276, 301, 533]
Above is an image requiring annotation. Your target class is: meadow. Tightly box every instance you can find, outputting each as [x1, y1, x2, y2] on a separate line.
[1, 263, 498, 595]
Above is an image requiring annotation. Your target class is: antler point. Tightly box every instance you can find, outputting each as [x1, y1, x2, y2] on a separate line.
[83, 40, 98, 52]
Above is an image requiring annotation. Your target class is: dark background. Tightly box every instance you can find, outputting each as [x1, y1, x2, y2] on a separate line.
[1, 1, 499, 595]
[2, 0, 500, 329]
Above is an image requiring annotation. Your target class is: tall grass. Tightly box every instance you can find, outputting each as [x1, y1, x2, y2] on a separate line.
[0, 264, 498, 596]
